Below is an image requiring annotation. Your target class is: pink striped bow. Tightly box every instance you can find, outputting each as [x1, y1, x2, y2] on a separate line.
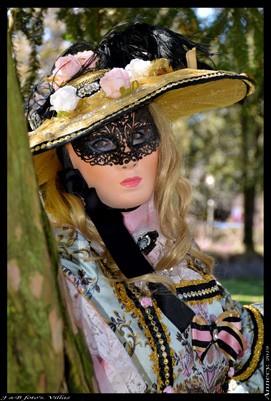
[191, 311, 247, 362]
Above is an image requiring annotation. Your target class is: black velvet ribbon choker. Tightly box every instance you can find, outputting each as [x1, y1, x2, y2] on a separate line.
[58, 165, 195, 332]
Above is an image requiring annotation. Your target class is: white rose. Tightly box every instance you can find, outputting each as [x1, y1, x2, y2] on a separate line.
[50, 86, 80, 113]
[125, 59, 151, 80]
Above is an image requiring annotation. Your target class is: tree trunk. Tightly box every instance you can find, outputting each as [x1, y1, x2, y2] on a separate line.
[240, 108, 255, 253]
[243, 185, 255, 252]
[7, 29, 94, 393]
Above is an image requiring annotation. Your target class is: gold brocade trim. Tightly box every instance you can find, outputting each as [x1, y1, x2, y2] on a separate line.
[114, 282, 166, 391]
[175, 267, 222, 305]
[160, 321, 177, 383]
[184, 294, 222, 306]
[150, 300, 177, 386]
[175, 276, 214, 288]
[232, 305, 264, 381]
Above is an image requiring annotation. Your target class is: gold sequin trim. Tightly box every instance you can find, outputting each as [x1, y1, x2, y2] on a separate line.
[175, 275, 215, 288]
[176, 272, 222, 305]
[113, 281, 175, 392]
[150, 299, 176, 388]
[178, 286, 222, 305]
[182, 294, 222, 306]
[114, 283, 162, 387]
[232, 305, 264, 381]
[160, 321, 177, 383]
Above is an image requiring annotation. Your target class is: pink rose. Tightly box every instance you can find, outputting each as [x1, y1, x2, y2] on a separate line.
[100, 68, 131, 99]
[140, 297, 152, 308]
[163, 386, 175, 393]
[75, 50, 98, 69]
[52, 55, 82, 87]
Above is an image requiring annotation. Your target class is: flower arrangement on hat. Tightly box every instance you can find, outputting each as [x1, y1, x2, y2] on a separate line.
[48, 52, 173, 115]
[47, 50, 98, 114]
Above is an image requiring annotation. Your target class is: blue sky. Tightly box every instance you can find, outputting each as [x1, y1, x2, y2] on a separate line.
[195, 8, 214, 18]
[194, 8, 219, 26]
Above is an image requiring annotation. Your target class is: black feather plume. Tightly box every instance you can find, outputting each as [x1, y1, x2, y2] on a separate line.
[95, 21, 214, 70]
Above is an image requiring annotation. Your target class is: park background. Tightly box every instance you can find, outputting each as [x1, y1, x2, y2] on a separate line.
[7, 7, 264, 393]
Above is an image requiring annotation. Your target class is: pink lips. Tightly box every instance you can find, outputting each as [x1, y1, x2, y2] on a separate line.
[120, 176, 142, 188]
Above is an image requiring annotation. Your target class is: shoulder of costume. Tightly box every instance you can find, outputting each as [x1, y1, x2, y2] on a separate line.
[232, 303, 264, 382]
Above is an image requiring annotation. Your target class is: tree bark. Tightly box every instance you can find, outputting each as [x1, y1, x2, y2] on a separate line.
[240, 108, 255, 253]
[243, 185, 255, 252]
[7, 28, 94, 393]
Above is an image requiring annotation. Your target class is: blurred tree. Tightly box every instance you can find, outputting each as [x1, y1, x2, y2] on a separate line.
[10, 8, 48, 101]
[190, 8, 263, 252]
[8, 23, 95, 393]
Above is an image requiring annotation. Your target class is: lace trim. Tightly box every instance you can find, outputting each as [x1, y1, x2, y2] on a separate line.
[232, 305, 264, 381]
[63, 274, 147, 392]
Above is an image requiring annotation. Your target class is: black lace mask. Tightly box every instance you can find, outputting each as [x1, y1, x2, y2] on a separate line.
[71, 106, 160, 166]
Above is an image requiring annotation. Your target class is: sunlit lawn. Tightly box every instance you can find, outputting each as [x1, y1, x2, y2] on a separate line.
[218, 277, 264, 305]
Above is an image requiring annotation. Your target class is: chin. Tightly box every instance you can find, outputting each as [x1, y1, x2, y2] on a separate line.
[101, 191, 153, 209]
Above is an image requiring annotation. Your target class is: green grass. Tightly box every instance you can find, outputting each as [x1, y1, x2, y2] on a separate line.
[218, 277, 264, 306]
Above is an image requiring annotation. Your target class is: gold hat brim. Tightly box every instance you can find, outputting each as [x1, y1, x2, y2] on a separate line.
[29, 67, 255, 154]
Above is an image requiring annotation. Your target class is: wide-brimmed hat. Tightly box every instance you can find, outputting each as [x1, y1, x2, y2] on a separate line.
[27, 21, 255, 155]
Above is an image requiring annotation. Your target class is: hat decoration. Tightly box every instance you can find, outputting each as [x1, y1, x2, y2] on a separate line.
[48, 56, 173, 114]
[27, 21, 255, 155]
